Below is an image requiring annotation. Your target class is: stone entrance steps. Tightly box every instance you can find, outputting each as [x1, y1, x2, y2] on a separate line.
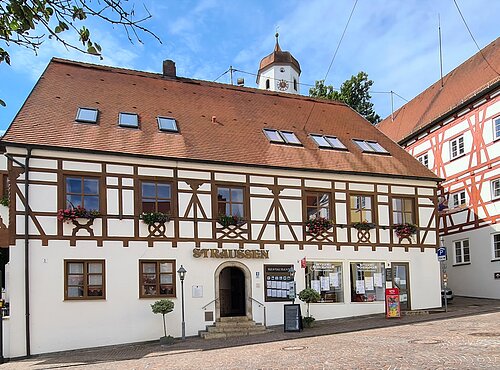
[199, 316, 271, 339]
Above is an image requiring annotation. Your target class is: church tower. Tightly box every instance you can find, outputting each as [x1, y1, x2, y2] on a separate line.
[256, 33, 301, 94]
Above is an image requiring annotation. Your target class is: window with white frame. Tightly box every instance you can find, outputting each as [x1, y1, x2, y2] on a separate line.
[450, 135, 465, 159]
[491, 178, 500, 200]
[494, 117, 500, 141]
[493, 234, 500, 260]
[417, 153, 429, 168]
[450, 190, 466, 208]
[454, 239, 470, 264]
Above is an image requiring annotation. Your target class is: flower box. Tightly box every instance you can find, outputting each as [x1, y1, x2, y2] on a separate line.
[306, 217, 332, 236]
[140, 212, 171, 226]
[57, 206, 100, 223]
[217, 214, 245, 228]
[394, 223, 418, 238]
[352, 221, 376, 231]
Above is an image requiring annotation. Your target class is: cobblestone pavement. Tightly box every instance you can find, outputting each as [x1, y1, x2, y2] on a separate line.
[3, 297, 500, 369]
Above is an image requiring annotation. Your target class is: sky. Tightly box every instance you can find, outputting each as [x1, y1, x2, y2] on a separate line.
[0, 0, 499, 133]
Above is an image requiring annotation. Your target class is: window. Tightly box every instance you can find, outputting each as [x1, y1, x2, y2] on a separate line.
[417, 153, 429, 168]
[353, 139, 388, 154]
[65, 260, 105, 300]
[157, 116, 178, 132]
[139, 260, 176, 297]
[310, 134, 346, 150]
[494, 117, 500, 141]
[141, 182, 172, 213]
[265, 79, 270, 89]
[392, 198, 414, 224]
[65, 176, 99, 210]
[293, 78, 297, 91]
[454, 239, 470, 264]
[305, 262, 344, 303]
[217, 186, 244, 217]
[75, 107, 98, 123]
[450, 190, 466, 208]
[263, 129, 302, 145]
[493, 234, 500, 260]
[119, 112, 139, 128]
[450, 135, 465, 159]
[350, 262, 385, 302]
[491, 179, 500, 200]
[306, 193, 330, 220]
[350, 195, 373, 223]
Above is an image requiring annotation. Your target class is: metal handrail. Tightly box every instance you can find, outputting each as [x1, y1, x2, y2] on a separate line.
[201, 297, 218, 310]
[249, 296, 266, 327]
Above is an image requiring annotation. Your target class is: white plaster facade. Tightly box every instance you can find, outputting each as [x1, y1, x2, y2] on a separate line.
[0, 147, 441, 357]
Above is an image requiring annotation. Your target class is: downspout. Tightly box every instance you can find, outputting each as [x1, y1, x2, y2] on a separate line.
[24, 147, 32, 357]
[7, 149, 32, 356]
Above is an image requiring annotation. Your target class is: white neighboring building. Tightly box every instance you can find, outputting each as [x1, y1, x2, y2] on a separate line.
[0, 50, 440, 357]
[379, 37, 500, 299]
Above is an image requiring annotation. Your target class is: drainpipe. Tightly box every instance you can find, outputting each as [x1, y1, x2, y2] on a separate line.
[7, 149, 32, 356]
[24, 147, 31, 356]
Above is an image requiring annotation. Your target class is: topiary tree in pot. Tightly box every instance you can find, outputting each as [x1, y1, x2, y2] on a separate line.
[298, 288, 321, 327]
[151, 299, 175, 345]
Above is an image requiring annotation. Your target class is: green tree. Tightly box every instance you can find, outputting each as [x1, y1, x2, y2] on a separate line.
[151, 299, 174, 338]
[0, 0, 160, 106]
[309, 72, 381, 124]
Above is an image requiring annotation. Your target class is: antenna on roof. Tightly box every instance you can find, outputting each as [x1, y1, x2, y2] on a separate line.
[229, 65, 234, 85]
[390, 91, 394, 122]
[438, 14, 444, 88]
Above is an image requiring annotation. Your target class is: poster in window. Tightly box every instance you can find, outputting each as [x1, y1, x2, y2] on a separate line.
[320, 276, 330, 291]
[365, 277, 374, 291]
[356, 280, 365, 294]
[264, 264, 293, 302]
[311, 280, 321, 293]
[374, 273, 383, 287]
[329, 272, 339, 288]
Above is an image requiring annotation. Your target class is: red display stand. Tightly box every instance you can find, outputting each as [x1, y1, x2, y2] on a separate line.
[385, 287, 400, 318]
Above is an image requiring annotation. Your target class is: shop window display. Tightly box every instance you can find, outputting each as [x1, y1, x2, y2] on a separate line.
[350, 262, 385, 302]
[304, 262, 343, 303]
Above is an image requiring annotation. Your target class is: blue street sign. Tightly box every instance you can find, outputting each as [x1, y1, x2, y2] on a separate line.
[437, 247, 447, 261]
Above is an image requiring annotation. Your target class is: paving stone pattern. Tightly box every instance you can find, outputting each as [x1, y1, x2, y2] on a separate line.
[3, 297, 500, 369]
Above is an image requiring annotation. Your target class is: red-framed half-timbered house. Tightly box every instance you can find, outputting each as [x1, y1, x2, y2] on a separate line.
[379, 37, 500, 300]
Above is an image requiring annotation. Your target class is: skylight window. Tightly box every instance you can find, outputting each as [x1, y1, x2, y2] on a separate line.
[311, 134, 346, 150]
[119, 112, 139, 128]
[75, 107, 98, 123]
[353, 139, 389, 154]
[157, 116, 178, 132]
[263, 129, 302, 145]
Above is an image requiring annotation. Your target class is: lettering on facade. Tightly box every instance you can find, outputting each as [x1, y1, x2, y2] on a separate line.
[192, 248, 270, 259]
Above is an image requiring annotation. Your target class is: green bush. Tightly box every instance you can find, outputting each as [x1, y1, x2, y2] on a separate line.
[141, 212, 170, 226]
[151, 299, 175, 338]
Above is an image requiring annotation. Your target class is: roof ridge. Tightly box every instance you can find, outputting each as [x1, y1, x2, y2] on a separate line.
[50, 57, 342, 107]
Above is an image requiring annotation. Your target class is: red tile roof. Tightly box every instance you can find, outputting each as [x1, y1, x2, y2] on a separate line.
[378, 37, 500, 143]
[2, 58, 439, 181]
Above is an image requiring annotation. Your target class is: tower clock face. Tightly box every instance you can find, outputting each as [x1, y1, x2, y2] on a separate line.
[277, 79, 289, 91]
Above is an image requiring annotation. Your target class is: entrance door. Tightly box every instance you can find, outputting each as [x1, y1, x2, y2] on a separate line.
[392, 262, 410, 310]
[219, 267, 246, 317]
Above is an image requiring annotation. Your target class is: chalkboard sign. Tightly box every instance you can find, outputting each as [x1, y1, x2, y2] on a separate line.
[385, 267, 392, 283]
[284, 304, 302, 332]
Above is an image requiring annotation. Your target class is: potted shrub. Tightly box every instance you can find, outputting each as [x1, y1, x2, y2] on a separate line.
[394, 223, 418, 239]
[306, 217, 332, 236]
[298, 288, 320, 328]
[352, 220, 376, 231]
[217, 214, 245, 228]
[151, 299, 175, 345]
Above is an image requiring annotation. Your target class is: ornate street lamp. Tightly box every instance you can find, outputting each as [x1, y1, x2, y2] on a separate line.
[177, 265, 187, 340]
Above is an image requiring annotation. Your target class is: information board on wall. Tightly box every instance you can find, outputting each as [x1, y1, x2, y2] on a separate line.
[264, 264, 293, 302]
[284, 304, 302, 332]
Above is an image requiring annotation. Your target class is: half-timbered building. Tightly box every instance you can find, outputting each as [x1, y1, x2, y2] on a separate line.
[0, 50, 441, 356]
[378, 37, 500, 299]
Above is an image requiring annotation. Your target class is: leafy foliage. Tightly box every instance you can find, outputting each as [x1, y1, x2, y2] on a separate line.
[57, 205, 100, 223]
[309, 72, 381, 124]
[352, 221, 376, 230]
[298, 288, 320, 319]
[140, 212, 170, 226]
[218, 214, 245, 228]
[0, 195, 8, 207]
[394, 223, 418, 238]
[305, 217, 332, 236]
[151, 299, 174, 338]
[0, 0, 160, 106]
